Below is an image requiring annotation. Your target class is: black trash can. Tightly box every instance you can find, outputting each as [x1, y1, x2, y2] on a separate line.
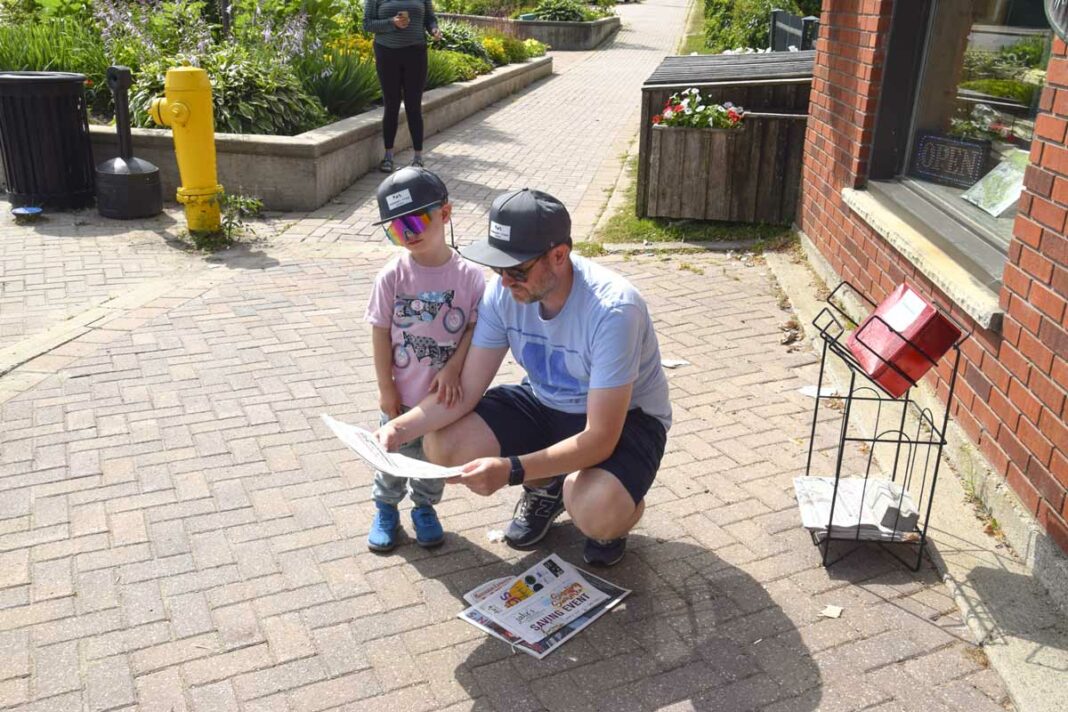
[0, 72, 95, 210]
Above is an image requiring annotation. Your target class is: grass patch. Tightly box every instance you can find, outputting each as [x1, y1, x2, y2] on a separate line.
[594, 157, 793, 247]
[678, 0, 713, 55]
[574, 241, 608, 257]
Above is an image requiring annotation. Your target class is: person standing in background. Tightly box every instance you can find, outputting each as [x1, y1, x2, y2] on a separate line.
[364, 0, 443, 172]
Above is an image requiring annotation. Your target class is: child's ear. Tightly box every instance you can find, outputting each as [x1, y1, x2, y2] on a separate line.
[440, 202, 452, 223]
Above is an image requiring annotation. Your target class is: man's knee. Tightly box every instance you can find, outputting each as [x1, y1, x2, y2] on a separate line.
[423, 428, 461, 466]
[564, 469, 638, 540]
[422, 413, 500, 466]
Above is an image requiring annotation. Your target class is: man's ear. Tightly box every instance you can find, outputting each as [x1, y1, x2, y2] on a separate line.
[551, 243, 571, 266]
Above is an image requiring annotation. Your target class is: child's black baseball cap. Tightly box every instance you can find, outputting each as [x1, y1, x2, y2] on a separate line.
[373, 167, 449, 224]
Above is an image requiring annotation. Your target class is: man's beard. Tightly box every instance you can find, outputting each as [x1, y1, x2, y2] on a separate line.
[510, 273, 556, 304]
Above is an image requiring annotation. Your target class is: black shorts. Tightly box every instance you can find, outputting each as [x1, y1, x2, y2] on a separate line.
[473, 383, 668, 505]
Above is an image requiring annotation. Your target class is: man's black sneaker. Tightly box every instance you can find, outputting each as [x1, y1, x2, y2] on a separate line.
[504, 479, 565, 549]
[583, 537, 626, 567]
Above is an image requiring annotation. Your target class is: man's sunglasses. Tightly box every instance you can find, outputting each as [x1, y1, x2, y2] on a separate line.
[492, 251, 549, 283]
[382, 208, 435, 246]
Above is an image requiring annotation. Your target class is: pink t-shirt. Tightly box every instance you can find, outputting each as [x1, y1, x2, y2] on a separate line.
[365, 251, 486, 408]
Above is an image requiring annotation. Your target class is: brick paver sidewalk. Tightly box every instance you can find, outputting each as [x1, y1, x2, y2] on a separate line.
[0, 0, 1017, 709]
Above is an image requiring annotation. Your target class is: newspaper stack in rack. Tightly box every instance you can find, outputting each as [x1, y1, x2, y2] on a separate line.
[793, 477, 920, 542]
[459, 554, 630, 659]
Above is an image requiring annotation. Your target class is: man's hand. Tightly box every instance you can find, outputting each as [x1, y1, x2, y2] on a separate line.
[375, 421, 407, 452]
[431, 27, 443, 41]
[393, 13, 410, 29]
[378, 383, 402, 420]
[429, 367, 463, 408]
[447, 457, 509, 496]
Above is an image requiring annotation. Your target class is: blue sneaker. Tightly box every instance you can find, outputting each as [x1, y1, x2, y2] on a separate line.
[411, 505, 445, 548]
[368, 501, 401, 552]
[583, 537, 626, 567]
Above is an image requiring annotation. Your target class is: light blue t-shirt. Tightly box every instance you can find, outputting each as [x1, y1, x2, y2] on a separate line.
[473, 255, 672, 430]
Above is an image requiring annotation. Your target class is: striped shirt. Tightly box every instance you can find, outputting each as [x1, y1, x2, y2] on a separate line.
[363, 0, 439, 48]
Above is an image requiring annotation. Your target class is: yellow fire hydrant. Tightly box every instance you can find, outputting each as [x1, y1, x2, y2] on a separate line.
[149, 67, 221, 234]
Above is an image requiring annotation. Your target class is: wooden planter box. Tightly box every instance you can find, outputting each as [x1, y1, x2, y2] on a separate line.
[642, 117, 805, 224]
[637, 52, 815, 225]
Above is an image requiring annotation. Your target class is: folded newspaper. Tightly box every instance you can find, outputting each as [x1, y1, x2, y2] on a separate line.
[459, 554, 630, 659]
[793, 476, 920, 542]
[321, 414, 462, 479]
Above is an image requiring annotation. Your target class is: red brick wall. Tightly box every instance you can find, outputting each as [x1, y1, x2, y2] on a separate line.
[799, 2, 1068, 554]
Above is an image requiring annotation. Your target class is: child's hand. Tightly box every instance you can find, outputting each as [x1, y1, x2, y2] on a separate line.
[375, 422, 406, 452]
[379, 383, 403, 419]
[429, 368, 464, 408]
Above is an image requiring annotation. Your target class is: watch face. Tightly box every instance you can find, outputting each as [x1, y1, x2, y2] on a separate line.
[1049, 0, 1068, 42]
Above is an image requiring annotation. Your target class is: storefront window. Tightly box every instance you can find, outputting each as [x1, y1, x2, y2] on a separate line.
[870, 0, 1053, 289]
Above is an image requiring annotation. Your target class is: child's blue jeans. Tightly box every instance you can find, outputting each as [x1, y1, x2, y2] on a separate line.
[372, 410, 445, 507]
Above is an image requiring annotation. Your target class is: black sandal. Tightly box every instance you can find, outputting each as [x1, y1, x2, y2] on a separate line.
[379, 157, 394, 173]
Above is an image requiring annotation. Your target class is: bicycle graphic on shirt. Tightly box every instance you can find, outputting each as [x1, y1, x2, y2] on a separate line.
[393, 332, 457, 370]
[393, 290, 465, 334]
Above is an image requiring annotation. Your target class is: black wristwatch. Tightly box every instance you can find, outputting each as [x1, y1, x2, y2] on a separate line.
[507, 456, 525, 487]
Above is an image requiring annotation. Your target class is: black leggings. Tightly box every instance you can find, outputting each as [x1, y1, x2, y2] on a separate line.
[374, 43, 428, 152]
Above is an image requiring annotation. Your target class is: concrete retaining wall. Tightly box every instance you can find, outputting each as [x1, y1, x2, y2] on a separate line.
[438, 14, 621, 51]
[80, 56, 551, 212]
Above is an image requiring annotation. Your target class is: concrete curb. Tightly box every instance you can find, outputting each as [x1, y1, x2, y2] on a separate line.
[602, 239, 765, 253]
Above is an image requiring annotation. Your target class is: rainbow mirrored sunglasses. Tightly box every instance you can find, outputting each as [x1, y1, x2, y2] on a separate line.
[382, 208, 436, 246]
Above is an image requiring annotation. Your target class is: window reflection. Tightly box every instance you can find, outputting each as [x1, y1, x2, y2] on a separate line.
[905, 0, 1051, 248]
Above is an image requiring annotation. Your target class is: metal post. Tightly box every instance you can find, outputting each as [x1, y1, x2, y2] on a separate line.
[802, 16, 819, 50]
[770, 9, 784, 51]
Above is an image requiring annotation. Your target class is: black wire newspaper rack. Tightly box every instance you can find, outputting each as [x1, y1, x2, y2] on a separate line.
[799, 281, 972, 571]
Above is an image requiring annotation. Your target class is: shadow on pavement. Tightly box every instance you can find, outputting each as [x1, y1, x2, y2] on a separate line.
[966, 566, 1068, 663]
[399, 531, 821, 711]
[206, 242, 281, 270]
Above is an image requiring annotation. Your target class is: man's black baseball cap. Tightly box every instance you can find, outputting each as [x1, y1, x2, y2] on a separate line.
[460, 188, 571, 269]
[373, 166, 449, 225]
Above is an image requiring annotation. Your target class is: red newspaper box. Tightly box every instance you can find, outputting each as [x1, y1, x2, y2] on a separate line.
[846, 284, 961, 398]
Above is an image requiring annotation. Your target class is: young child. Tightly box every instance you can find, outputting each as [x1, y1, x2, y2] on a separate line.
[364, 167, 485, 552]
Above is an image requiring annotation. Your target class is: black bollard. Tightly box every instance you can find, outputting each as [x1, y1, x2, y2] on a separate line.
[96, 66, 163, 219]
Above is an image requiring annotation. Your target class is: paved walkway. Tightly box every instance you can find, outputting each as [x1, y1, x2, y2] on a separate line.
[0, 1, 1021, 710]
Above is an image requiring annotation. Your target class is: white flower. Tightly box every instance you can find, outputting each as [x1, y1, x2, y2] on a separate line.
[663, 109, 674, 120]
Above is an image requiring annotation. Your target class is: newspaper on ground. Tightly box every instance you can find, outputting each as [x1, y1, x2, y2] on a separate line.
[793, 476, 921, 542]
[459, 554, 630, 659]
[321, 414, 462, 479]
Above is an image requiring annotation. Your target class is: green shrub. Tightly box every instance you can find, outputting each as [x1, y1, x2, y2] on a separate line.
[0, 18, 110, 113]
[999, 36, 1047, 69]
[962, 37, 1049, 84]
[959, 79, 1039, 107]
[481, 35, 509, 65]
[498, 34, 530, 63]
[437, 19, 492, 62]
[532, 0, 586, 22]
[130, 44, 328, 136]
[703, 0, 807, 52]
[426, 49, 462, 88]
[456, 50, 494, 76]
[523, 38, 547, 56]
[296, 50, 381, 118]
[460, 0, 525, 16]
